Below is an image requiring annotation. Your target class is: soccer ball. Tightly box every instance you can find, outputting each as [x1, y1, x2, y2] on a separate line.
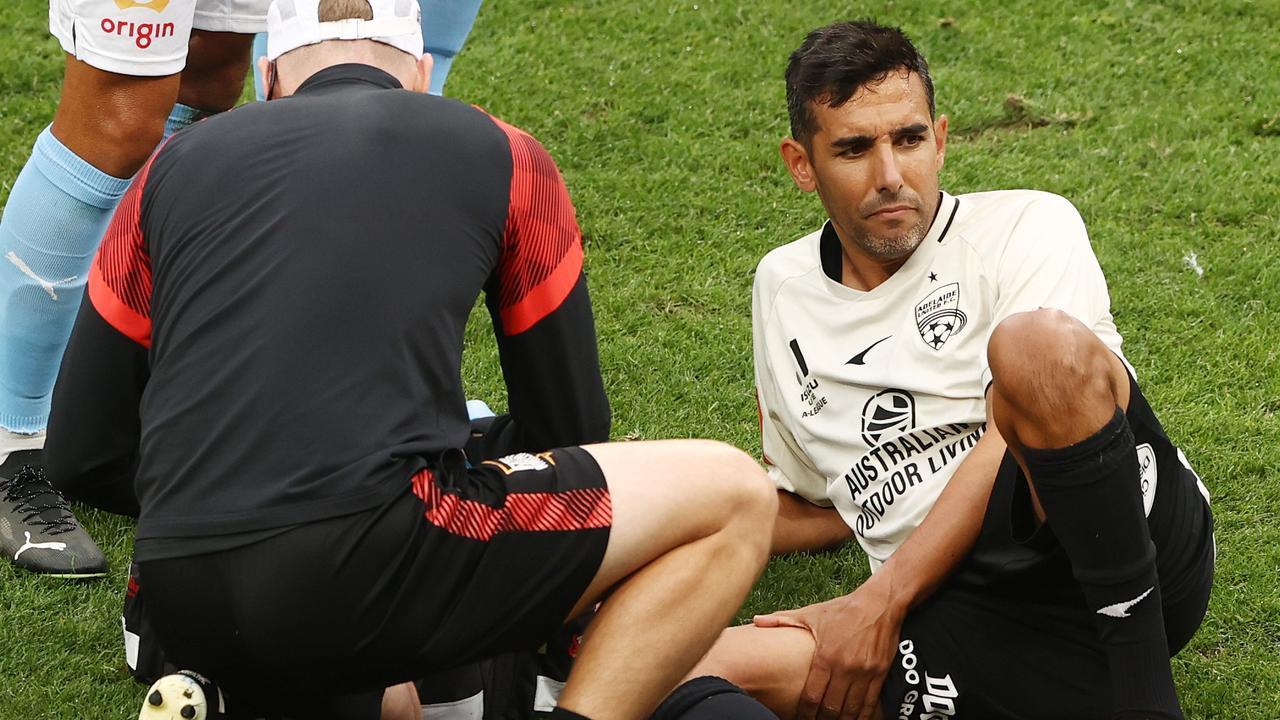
[138, 671, 217, 720]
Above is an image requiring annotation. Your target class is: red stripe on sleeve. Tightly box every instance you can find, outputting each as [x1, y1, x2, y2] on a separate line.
[87, 144, 166, 348]
[487, 115, 585, 335]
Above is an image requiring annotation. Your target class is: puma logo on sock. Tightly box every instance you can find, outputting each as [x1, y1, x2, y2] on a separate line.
[5, 251, 79, 301]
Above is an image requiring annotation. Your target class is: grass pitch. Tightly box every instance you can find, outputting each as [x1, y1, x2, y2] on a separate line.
[2, 0, 1278, 716]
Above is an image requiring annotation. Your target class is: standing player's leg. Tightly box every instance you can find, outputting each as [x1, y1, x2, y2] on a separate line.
[420, 0, 482, 95]
[0, 58, 171, 576]
[988, 308, 1181, 719]
[545, 440, 777, 720]
[0, 0, 255, 572]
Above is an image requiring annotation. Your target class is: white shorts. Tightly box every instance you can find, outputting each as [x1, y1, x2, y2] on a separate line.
[50, 0, 267, 76]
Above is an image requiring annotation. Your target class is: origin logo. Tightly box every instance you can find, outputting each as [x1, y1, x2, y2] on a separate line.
[100, 17, 176, 48]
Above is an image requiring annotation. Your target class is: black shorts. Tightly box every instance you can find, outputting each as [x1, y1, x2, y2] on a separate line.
[137, 446, 610, 719]
[879, 375, 1215, 720]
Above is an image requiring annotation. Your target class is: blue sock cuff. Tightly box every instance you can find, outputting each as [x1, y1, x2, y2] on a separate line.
[31, 127, 132, 209]
[164, 103, 212, 137]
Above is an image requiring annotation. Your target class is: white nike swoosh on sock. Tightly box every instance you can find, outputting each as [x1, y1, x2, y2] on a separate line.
[5, 251, 78, 301]
[1097, 586, 1155, 618]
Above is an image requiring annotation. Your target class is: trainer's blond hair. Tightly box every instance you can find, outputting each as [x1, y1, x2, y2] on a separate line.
[317, 0, 372, 21]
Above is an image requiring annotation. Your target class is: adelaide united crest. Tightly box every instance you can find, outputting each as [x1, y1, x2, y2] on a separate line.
[914, 282, 968, 350]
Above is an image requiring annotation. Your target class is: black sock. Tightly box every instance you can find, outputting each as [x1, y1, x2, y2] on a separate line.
[1021, 408, 1181, 720]
[650, 676, 779, 720]
[548, 707, 593, 720]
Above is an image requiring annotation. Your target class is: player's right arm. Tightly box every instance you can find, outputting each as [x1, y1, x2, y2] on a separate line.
[752, 272, 853, 555]
[479, 120, 610, 457]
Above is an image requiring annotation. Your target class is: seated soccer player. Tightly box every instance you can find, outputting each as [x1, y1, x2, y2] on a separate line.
[654, 20, 1215, 720]
[0, 0, 264, 577]
[45, 1, 777, 718]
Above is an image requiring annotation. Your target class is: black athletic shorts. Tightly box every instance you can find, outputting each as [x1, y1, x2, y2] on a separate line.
[879, 375, 1215, 720]
[137, 447, 610, 719]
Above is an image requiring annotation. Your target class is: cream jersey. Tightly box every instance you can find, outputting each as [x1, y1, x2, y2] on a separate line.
[753, 190, 1127, 570]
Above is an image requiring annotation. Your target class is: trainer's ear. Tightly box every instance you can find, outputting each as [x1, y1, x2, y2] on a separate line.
[781, 137, 816, 192]
[256, 57, 272, 99]
[410, 53, 434, 94]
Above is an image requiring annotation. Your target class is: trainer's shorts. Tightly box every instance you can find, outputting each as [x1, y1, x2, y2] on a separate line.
[49, 0, 267, 76]
[137, 447, 611, 717]
[879, 374, 1215, 719]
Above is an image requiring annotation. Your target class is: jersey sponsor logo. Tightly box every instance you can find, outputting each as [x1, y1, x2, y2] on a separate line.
[847, 335, 893, 366]
[789, 338, 830, 417]
[1097, 586, 1154, 618]
[99, 17, 177, 48]
[484, 452, 555, 474]
[113, 0, 170, 11]
[861, 389, 916, 445]
[1135, 443, 1157, 517]
[914, 283, 968, 350]
[844, 421, 985, 537]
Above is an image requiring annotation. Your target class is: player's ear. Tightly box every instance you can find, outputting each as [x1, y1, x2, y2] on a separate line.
[781, 137, 817, 193]
[934, 114, 948, 170]
[410, 53, 434, 94]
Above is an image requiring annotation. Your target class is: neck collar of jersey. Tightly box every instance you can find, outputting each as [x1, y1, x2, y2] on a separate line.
[819, 191, 959, 285]
[294, 63, 404, 96]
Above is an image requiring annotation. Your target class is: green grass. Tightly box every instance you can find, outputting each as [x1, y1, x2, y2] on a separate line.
[2, 0, 1278, 716]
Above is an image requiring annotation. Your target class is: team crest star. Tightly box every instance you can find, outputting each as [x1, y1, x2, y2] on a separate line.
[928, 272, 938, 282]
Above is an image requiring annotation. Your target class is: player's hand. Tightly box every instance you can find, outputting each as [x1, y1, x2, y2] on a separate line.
[753, 578, 903, 720]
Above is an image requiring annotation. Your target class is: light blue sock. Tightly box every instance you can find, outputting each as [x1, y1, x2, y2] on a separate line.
[422, 0, 483, 95]
[164, 102, 212, 137]
[0, 127, 131, 433]
[252, 32, 269, 102]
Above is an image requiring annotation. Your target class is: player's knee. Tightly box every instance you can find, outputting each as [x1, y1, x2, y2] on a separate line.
[989, 309, 1115, 413]
[75, 108, 166, 175]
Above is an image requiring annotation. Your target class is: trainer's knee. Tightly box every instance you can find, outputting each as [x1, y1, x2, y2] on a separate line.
[703, 441, 777, 521]
[988, 309, 1117, 415]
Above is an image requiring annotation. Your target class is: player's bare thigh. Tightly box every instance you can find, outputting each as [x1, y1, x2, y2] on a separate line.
[565, 439, 777, 619]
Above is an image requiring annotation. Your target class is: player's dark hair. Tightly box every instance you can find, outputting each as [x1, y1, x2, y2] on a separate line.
[785, 20, 935, 145]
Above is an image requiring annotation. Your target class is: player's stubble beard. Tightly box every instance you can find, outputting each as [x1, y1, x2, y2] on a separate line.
[849, 189, 936, 262]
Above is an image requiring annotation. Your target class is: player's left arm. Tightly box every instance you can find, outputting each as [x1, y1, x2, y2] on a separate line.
[480, 122, 610, 457]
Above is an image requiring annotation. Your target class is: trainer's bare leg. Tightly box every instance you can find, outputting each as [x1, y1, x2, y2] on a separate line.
[553, 440, 777, 720]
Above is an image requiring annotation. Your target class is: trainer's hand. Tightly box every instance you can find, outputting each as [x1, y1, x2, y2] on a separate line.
[753, 578, 903, 720]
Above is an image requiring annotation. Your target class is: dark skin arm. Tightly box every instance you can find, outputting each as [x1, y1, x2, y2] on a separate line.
[771, 489, 855, 556]
[756, 411, 1006, 720]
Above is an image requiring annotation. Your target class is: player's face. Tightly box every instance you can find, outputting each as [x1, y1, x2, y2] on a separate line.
[782, 71, 947, 266]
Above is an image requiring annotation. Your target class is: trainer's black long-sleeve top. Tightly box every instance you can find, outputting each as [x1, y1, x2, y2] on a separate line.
[46, 64, 610, 555]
